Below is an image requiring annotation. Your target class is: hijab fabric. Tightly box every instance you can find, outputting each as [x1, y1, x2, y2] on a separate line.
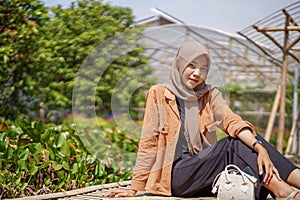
[163, 41, 211, 155]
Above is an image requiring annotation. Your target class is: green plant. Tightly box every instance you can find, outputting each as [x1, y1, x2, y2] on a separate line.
[0, 118, 137, 198]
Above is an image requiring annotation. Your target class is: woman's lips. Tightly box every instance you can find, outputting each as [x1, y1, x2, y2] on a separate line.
[189, 78, 199, 83]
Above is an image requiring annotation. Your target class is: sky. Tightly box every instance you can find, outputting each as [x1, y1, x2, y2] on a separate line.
[43, 0, 298, 35]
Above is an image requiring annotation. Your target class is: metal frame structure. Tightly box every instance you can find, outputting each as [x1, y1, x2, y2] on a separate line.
[141, 24, 284, 92]
[238, 1, 300, 153]
[134, 7, 293, 99]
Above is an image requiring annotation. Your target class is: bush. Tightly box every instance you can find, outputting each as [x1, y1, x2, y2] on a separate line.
[0, 118, 138, 198]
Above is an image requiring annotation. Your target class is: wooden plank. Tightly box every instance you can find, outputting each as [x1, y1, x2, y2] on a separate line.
[8, 181, 131, 200]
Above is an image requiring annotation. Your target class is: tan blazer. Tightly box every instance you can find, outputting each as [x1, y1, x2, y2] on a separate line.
[131, 85, 256, 196]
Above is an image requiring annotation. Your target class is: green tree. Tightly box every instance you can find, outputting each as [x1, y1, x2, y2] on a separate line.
[0, 0, 153, 122]
[0, 0, 49, 119]
[36, 0, 152, 122]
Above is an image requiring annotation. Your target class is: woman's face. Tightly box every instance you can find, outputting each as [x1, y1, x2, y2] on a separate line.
[181, 55, 209, 89]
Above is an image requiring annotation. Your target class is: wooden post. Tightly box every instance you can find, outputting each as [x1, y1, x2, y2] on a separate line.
[277, 50, 289, 153]
[298, 119, 300, 155]
[277, 55, 288, 153]
[264, 85, 281, 142]
[276, 15, 290, 153]
[285, 107, 300, 155]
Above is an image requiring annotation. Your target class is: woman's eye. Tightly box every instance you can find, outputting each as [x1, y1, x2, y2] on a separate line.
[189, 64, 195, 69]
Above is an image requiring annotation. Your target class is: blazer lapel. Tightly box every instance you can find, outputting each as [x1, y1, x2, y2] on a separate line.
[164, 88, 179, 119]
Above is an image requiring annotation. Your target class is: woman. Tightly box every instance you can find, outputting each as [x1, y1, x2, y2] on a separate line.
[104, 41, 300, 199]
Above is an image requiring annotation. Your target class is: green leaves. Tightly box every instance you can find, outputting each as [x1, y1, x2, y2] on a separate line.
[0, 118, 136, 198]
[0, 0, 49, 120]
[35, 0, 142, 122]
[0, 0, 146, 197]
[0, 0, 149, 123]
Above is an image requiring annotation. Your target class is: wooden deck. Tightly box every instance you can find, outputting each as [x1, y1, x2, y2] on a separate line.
[7, 180, 279, 200]
[7, 158, 297, 199]
[8, 181, 216, 200]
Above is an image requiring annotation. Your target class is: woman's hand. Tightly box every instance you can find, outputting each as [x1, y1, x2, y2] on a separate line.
[103, 188, 137, 198]
[237, 129, 281, 184]
[256, 144, 281, 184]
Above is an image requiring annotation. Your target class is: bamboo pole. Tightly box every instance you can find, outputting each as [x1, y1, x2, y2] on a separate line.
[276, 15, 290, 153]
[256, 26, 300, 31]
[277, 51, 289, 153]
[285, 107, 299, 155]
[298, 119, 300, 155]
[264, 85, 281, 142]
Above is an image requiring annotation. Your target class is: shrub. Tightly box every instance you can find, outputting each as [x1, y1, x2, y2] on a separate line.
[0, 118, 137, 198]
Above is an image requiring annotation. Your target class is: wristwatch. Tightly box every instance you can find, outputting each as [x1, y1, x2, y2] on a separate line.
[252, 140, 263, 151]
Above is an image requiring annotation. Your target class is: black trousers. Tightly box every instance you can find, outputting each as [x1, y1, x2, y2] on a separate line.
[171, 134, 298, 200]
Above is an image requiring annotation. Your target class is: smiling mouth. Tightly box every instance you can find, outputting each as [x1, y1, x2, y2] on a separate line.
[189, 78, 199, 82]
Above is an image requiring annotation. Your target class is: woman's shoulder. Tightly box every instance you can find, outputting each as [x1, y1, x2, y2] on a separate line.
[146, 84, 166, 96]
[148, 84, 166, 92]
[206, 85, 219, 95]
[206, 86, 224, 100]
[148, 84, 173, 94]
[205, 87, 229, 108]
[147, 84, 175, 100]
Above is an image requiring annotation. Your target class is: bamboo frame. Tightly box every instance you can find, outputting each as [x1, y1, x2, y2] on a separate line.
[238, 1, 300, 153]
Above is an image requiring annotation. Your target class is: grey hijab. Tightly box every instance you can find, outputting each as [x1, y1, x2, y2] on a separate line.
[163, 41, 211, 155]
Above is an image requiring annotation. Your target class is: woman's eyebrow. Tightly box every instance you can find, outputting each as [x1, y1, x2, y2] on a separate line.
[191, 61, 208, 67]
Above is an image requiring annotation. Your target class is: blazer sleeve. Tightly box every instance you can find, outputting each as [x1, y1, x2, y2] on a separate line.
[131, 87, 160, 191]
[210, 88, 256, 138]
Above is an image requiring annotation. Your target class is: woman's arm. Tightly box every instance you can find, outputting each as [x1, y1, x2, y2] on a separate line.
[209, 88, 257, 137]
[209, 88, 281, 184]
[238, 127, 281, 184]
[104, 86, 161, 197]
[131, 87, 162, 190]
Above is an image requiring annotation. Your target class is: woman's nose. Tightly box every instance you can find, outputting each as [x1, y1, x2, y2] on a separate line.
[193, 68, 201, 76]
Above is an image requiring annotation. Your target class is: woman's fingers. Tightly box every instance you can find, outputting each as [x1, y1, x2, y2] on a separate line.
[103, 189, 115, 197]
[115, 192, 133, 197]
[263, 166, 282, 185]
[264, 165, 273, 184]
[263, 161, 272, 183]
[103, 188, 136, 198]
[258, 161, 264, 175]
[273, 167, 282, 181]
[263, 162, 283, 184]
[103, 189, 123, 197]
